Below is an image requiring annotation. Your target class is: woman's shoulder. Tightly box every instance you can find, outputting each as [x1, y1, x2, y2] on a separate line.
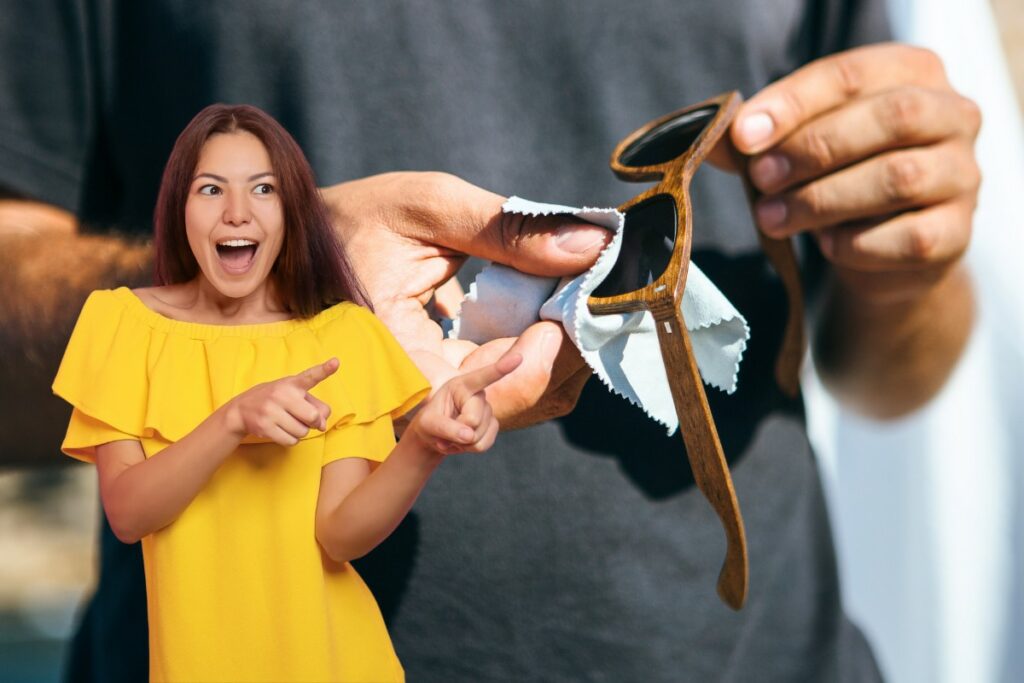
[75, 286, 131, 321]
[72, 286, 175, 333]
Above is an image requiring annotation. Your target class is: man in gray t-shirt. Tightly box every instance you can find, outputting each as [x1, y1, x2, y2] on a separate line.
[0, 2, 979, 681]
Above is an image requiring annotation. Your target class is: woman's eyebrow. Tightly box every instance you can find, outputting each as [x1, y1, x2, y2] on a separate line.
[192, 172, 274, 182]
[194, 172, 228, 182]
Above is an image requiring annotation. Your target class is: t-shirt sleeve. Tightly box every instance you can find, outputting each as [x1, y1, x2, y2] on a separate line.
[52, 290, 146, 463]
[62, 408, 137, 464]
[0, 2, 95, 212]
[323, 414, 397, 466]
[321, 306, 431, 466]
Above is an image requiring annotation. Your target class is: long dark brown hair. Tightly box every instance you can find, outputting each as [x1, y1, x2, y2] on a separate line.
[152, 104, 369, 317]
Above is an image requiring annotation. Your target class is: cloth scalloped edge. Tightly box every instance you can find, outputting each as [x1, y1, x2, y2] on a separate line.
[451, 196, 750, 435]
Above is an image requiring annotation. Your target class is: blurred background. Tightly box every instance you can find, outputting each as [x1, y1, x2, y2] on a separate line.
[807, 1, 1024, 682]
[1, 1, 1022, 682]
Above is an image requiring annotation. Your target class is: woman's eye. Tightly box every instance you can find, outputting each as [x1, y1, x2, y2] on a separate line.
[198, 185, 221, 196]
[253, 183, 275, 195]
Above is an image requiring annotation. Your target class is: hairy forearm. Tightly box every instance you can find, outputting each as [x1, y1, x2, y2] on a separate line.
[316, 437, 443, 563]
[0, 229, 151, 466]
[813, 263, 975, 419]
[100, 408, 241, 543]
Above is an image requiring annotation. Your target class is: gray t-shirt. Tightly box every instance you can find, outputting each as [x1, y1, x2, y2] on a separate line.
[1, 1, 889, 681]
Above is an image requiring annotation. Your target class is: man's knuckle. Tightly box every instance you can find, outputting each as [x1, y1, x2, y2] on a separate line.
[803, 127, 837, 169]
[411, 171, 459, 200]
[831, 54, 864, 98]
[398, 172, 461, 224]
[959, 96, 983, 135]
[798, 182, 828, 216]
[883, 154, 926, 203]
[780, 88, 806, 127]
[498, 212, 527, 251]
[903, 221, 939, 262]
[904, 45, 949, 85]
[881, 89, 925, 140]
[425, 171, 463, 193]
[911, 46, 944, 77]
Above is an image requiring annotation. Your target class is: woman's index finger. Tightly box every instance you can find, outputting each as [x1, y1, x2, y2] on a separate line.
[295, 357, 340, 390]
[453, 352, 523, 396]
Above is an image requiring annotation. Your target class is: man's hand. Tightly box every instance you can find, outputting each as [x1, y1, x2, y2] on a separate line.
[730, 43, 979, 416]
[322, 172, 609, 429]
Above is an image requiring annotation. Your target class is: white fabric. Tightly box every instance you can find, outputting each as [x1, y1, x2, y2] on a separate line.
[451, 196, 749, 434]
[807, 3, 1024, 682]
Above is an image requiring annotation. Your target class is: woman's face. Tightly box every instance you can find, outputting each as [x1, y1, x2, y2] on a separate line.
[185, 131, 285, 300]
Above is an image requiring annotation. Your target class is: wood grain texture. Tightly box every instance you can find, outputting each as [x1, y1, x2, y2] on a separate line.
[587, 91, 809, 609]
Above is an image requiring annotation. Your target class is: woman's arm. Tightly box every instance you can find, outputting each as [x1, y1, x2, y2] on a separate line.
[315, 353, 520, 563]
[97, 358, 339, 543]
[314, 441, 443, 563]
[96, 407, 243, 543]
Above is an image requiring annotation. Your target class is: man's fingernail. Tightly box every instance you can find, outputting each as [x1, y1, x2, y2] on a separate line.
[555, 226, 606, 254]
[750, 153, 790, 189]
[738, 112, 775, 149]
[756, 198, 787, 231]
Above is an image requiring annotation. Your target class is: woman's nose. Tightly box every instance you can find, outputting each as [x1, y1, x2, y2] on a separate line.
[222, 192, 251, 226]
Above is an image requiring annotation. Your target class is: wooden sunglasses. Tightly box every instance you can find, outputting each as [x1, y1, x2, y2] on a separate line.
[588, 91, 806, 609]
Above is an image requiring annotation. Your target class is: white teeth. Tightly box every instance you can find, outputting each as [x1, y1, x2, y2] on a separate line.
[217, 239, 258, 247]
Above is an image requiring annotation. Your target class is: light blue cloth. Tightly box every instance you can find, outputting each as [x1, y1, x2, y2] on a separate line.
[451, 196, 749, 434]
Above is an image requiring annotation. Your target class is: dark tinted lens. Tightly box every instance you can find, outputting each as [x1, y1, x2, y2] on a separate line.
[619, 105, 719, 167]
[592, 194, 677, 298]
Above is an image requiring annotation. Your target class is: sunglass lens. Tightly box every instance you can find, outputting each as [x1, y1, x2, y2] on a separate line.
[593, 193, 676, 298]
[619, 105, 719, 167]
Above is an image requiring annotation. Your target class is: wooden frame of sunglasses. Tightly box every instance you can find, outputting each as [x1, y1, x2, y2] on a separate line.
[587, 91, 806, 609]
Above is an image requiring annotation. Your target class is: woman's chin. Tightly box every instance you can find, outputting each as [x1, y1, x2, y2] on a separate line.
[198, 267, 267, 301]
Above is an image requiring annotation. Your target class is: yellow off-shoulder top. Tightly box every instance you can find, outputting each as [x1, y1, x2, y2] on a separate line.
[52, 287, 430, 683]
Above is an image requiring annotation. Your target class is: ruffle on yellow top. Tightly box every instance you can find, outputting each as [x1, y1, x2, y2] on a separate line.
[53, 288, 430, 462]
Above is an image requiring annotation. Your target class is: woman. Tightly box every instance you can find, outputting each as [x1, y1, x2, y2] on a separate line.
[52, 104, 519, 682]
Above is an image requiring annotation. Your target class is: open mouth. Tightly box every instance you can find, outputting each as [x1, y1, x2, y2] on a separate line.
[215, 238, 259, 273]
